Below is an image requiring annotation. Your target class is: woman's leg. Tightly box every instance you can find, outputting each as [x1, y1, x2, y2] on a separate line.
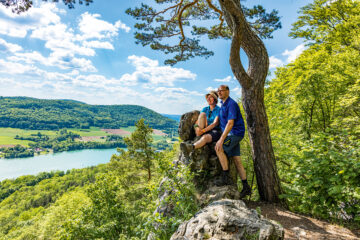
[194, 134, 212, 149]
[195, 112, 207, 136]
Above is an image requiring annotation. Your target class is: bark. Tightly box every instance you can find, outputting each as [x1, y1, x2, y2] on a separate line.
[218, 0, 283, 203]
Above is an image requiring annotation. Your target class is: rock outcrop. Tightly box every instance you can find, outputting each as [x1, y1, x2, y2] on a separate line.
[171, 199, 284, 240]
[152, 111, 284, 239]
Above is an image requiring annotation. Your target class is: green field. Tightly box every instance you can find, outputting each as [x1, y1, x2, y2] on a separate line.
[0, 128, 57, 146]
[0, 127, 176, 147]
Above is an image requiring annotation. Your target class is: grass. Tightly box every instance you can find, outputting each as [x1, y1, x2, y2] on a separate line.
[118, 126, 136, 132]
[71, 127, 110, 137]
[0, 128, 58, 147]
[0, 127, 175, 147]
[0, 136, 33, 147]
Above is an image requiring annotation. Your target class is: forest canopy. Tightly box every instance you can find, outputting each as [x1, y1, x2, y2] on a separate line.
[0, 97, 177, 131]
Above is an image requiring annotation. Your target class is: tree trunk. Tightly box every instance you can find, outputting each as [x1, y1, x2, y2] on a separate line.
[219, 0, 283, 203]
[242, 89, 282, 202]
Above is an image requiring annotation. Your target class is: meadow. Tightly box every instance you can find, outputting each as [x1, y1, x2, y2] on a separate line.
[0, 127, 176, 149]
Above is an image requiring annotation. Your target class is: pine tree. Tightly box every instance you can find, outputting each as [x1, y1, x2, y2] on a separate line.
[124, 119, 155, 181]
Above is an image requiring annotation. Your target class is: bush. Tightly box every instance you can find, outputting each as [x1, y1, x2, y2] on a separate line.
[281, 131, 360, 222]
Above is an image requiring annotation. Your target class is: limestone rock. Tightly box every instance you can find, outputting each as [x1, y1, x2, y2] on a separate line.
[170, 199, 284, 240]
[198, 185, 240, 207]
[178, 110, 200, 141]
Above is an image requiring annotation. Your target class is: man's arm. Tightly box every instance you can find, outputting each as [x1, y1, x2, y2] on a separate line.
[215, 119, 234, 152]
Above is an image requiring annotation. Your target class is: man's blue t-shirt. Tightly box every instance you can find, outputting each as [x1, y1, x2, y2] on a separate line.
[219, 97, 245, 137]
[201, 105, 220, 130]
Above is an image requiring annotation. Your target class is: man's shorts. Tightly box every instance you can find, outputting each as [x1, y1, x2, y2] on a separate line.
[208, 129, 222, 143]
[223, 135, 243, 157]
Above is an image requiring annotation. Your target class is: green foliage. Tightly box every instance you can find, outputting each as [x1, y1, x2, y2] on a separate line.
[64, 139, 198, 239]
[265, 0, 360, 224]
[63, 150, 153, 239]
[1, 129, 127, 158]
[0, 97, 177, 131]
[281, 132, 360, 221]
[290, 0, 360, 49]
[0, 171, 64, 202]
[124, 119, 155, 181]
[126, 0, 281, 65]
[0, 166, 105, 239]
[0, 144, 34, 158]
[146, 144, 199, 239]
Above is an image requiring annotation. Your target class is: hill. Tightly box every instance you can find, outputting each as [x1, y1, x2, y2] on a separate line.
[161, 114, 181, 122]
[0, 97, 177, 132]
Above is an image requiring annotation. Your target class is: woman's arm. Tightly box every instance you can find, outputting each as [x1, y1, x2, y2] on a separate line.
[202, 116, 219, 134]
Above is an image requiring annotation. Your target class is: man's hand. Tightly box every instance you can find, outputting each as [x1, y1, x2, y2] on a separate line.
[215, 139, 224, 152]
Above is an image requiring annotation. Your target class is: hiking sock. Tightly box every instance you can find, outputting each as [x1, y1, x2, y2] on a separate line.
[241, 179, 249, 187]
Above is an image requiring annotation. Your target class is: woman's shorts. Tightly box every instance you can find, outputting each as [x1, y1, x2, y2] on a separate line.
[208, 129, 222, 142]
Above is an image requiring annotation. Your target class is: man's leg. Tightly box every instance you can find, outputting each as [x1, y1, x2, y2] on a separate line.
[233, 155, 251, 198]
[215, 148, 229, 170]
[232, 156, 246, 180]
[215, 147, 234, 186]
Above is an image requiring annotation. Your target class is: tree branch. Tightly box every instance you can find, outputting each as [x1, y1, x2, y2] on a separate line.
[178, 0, 199, 47]
[205, 0, 225, 36]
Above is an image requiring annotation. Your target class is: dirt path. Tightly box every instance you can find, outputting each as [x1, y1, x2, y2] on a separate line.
[246, 201, 360, 240]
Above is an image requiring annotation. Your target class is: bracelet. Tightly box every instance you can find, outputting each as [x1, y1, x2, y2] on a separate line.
[194, 124, 199, 128]
[202, 129, 206, 133]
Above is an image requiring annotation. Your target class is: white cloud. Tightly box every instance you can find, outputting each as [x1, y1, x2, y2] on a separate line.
[83, 41, 114, 50]
[124, 55, 197, 86]
[269, 56, 284, 69]
[67, 56, 97, 72]
[0, 77, 14, 84]
[0, 38, 22, 52]
[232, 87, 242, 96]
[214, 76, 232, 82]
[0, 59, 38, 74]
[206, 86, 217, 92]
[31, 23, 73, 41]
[9, 51, 97, 72]
[45, 39, 95, 56]
[0, 3, 130, 75]
[282, 44, 306, 63]
[0, 3, 61, 38]
[77, 12, 130, 41]
[8, 51, 48, 65]
[115, 20, 131, 33]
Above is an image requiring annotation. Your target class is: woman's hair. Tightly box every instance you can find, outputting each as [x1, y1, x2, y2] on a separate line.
[206, 91, 218, 104]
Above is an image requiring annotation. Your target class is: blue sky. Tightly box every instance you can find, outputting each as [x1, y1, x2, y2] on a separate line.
[0, 0, 311, 114]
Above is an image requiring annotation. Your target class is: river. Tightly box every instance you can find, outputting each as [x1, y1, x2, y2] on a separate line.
[0, 148, 120, 181]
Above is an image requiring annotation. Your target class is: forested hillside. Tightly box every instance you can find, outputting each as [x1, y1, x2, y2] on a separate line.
[0, 141, 196, 239]
[265, 0, 360, 221]
[0, 97, 177, 131]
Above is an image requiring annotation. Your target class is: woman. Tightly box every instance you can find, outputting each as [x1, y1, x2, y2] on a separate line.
[181, 91, 222, 154]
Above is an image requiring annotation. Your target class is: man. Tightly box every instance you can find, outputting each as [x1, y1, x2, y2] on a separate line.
[215, 85, 251, 198]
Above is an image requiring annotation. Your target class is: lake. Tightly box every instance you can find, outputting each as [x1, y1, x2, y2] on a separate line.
[0, 148, 120, 181]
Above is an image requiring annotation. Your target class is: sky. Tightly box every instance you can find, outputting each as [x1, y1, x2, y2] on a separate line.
[0, 0, 312, 114]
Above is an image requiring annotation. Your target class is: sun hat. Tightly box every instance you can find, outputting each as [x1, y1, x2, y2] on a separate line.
[205, 90, 218, 103]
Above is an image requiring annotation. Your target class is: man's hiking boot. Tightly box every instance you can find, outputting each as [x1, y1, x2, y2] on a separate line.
[215, 171, 234, 186]
[240, 183, 251, 199]
[180, 142, 194, 157]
